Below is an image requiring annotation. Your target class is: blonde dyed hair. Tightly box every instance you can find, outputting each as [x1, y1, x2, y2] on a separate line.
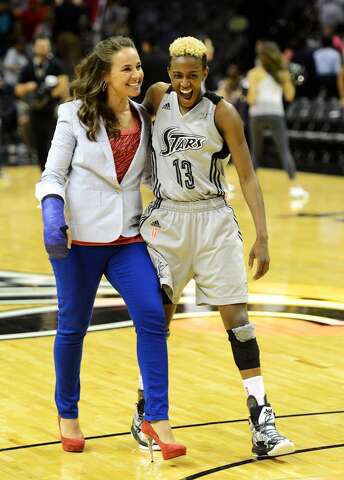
[169, 36, 207, 68]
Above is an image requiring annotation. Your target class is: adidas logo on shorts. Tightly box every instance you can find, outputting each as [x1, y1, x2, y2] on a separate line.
[162, 102, 170, 110]
[150, 220, 161, 227]
[151, 220, 160, 240]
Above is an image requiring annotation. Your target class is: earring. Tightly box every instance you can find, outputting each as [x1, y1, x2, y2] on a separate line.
[102, 81, 107, 91]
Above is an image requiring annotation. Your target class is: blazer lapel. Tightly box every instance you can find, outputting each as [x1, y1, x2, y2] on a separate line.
[98, 119, 119, 184]
[120, 100, 145, 181]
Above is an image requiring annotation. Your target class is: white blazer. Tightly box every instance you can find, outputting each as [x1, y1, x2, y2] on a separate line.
[35, 99, 151, 242]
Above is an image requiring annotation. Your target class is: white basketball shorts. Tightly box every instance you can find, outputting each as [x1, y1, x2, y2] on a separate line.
[140, 197, 248, 305]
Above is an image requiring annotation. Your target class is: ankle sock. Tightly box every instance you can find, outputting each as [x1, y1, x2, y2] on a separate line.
[243, 375, 266, 406]
[138, 373, 144, 391]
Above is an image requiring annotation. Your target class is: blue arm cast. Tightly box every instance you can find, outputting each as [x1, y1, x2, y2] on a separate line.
[41, 195, 69, 259]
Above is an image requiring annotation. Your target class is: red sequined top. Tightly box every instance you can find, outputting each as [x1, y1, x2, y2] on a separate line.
[73, 110, 144, 246]
[109, 112, 141, 183]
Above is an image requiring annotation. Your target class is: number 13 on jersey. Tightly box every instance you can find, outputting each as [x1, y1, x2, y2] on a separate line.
[172, 158, 195, 189]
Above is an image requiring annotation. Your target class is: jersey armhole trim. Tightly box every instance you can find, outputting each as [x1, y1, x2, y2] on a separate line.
[204, 91, 223, 105]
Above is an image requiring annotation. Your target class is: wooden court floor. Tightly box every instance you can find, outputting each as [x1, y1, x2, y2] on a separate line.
[0, 165, 343, 479]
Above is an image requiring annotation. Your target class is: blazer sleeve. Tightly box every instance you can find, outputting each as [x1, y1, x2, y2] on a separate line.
[35, 102, 77, 201]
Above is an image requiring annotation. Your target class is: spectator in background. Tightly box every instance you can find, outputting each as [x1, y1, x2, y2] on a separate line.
[0, 0, 16, 57]
[17, 0, 50, 43]
[217, 63, 244, 104]
[288, 35, 318, 98]
[196, 33, 217, 91]
[317, 0, 344, 31]
[2, 36, 29, 154]
[136, 33, 170, 102]
[217, 63, 249, 142]
[84, 0, 99, 25]
[3, 36, 28, 86]
[332, 22, 344, 55]
[0, 72, 19, 161]
[332, 23, 344, 105]
[313, 34, 342, 97]
[100, 0, 130, 38]
[247, 41, 308, 199]
[15, 35, 68, 171]
[52, 0, 89, 77]
[53, 0, 87, 37]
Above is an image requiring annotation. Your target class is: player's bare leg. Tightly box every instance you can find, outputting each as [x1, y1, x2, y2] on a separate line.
[219, 303, 295, 457]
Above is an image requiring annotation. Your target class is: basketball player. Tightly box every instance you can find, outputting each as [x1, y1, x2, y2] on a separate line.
[131, 36, 295, 458]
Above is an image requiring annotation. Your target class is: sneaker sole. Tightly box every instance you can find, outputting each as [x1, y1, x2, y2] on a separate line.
[253, 440, 295, 458]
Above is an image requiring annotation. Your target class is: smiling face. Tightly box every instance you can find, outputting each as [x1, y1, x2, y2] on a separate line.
[168, 56, 208, 111]
[104, 47, 143, 98]
[33, 38, 51, 60]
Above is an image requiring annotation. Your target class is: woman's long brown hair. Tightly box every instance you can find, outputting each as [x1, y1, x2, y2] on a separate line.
[259, 41, 284, 85]
[69, 36, 136, 141]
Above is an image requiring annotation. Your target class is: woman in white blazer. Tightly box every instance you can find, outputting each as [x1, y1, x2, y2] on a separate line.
[35, 36, 186, 460]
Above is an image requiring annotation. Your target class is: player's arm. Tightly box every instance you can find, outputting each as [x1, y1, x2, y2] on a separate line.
[141, 82, 168, 190]
[215, 100, 270, 280]
[142, 82, 170, 118]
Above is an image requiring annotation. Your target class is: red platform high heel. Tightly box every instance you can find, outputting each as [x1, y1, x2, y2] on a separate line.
[140, 420, 187, 461]
[58, 416, 85, 452]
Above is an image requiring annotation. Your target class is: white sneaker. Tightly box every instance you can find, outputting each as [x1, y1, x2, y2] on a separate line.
[248, 395, 295, 458]
[130, 398, 160, 451]
[289, 197, 309, 211]
[289, 186, 309, 199]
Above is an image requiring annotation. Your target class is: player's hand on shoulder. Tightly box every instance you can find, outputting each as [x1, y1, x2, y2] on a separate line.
[143, 82, 170, 117]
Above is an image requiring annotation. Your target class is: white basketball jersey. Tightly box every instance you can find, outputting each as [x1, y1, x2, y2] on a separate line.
[151, 87, 230, 201]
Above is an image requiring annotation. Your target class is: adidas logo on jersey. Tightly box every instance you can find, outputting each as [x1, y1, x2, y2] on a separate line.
[150, 220, 161, 227]
[162, 102, 170, 110]
[161, 127, 206, 156]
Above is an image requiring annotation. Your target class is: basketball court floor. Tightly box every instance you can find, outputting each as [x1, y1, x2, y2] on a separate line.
[0, 164, 343, 479]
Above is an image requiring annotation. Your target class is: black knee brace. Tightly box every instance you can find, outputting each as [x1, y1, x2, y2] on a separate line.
[227, 323, 260, 370]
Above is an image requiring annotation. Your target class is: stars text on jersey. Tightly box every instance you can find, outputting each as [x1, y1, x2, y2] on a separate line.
[161, 127, 206, 156]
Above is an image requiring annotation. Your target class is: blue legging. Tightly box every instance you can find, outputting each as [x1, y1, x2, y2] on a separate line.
[50, 242, 168, 421]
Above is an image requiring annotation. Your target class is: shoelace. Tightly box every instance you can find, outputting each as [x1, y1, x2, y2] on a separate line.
[261, 424, 286, 443]
[255, 408, 285, 444]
